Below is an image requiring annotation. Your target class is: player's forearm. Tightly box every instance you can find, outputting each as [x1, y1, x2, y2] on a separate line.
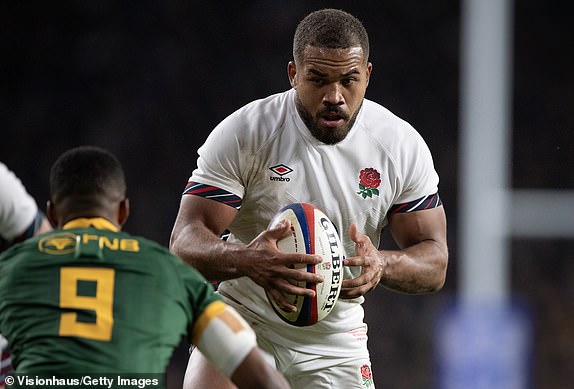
[170, 222, 244, 281]
[231, 349, 290, 389]
[380, 239, 448, 294]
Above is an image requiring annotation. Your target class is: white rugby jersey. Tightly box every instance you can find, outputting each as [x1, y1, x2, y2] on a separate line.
[0, 162, 39, 383]
[0, 162, 37, 242]
[186, 88, 441, 352]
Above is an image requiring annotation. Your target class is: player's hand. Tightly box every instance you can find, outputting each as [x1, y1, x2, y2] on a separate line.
[340, 224, 384, 299]
[244, 220, 323, 312]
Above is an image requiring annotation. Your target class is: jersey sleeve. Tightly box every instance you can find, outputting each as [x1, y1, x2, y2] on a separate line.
[189, 112, 248, 201]
[393, 128, 440, 205]
[0, 163, 38, 242]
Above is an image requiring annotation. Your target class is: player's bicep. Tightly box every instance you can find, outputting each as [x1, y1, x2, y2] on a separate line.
[191, 301, 256, 378]
[172, 194, 238, 240]
[388, 206, 447, 250]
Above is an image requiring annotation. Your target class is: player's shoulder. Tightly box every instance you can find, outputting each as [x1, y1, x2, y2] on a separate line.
[359, 98, 429, 150]
[0, 233, 46, 273]
[221, 89, 293, 138]
[0, 241, 21, 263]
[200, 89, 294, 158]
[361, 99, 420, 136]
[115, 230, 174, 258]
[119, 232, 205, 275]
[0, 162, 30, 198]
[0, 162, 38, 237]
[240, 89, 293, 115]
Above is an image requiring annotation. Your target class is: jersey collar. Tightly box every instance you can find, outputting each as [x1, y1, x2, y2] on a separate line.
[63, 218, 119, 232]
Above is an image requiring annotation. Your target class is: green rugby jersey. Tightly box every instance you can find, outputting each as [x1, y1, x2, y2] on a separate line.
[0, 218, 221, 374]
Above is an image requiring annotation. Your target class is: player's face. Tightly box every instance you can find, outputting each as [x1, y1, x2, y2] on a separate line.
[288, 46, 372, 144]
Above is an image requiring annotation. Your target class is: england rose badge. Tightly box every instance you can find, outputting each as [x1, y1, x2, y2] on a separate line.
[357, 168, 381, 198]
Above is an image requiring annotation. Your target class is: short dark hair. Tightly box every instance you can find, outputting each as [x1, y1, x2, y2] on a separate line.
[50, 146, 126, 206]
[293, 8, 370, 64]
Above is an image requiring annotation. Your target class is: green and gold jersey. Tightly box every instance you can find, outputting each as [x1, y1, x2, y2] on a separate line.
[0, 218, 221, 374]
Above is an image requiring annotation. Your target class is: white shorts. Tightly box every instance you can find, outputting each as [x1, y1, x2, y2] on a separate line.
[257, 334, 375, 389]
[222, 294, 376, 388]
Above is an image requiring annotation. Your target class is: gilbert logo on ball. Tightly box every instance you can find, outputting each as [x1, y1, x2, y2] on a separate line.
[266, 203, 344, 326]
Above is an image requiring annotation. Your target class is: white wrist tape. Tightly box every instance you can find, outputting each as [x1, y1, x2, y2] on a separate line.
[192, 301, 257, 377]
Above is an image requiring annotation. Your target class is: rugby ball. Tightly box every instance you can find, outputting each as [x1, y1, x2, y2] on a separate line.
[266, 203, 344, 326]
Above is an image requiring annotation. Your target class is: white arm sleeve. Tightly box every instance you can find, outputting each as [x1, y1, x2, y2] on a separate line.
[192, 301, 257, 378]
[0, 162, 38, 240]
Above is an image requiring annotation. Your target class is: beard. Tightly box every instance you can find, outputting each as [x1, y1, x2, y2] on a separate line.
[295, 97, 361, 145]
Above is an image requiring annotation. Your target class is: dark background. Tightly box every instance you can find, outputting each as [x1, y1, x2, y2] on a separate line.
[1, 1, 573, 388]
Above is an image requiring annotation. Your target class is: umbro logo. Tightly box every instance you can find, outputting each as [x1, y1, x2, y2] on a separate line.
[269, 164, 293, 176]
[269, 164, 293, 182]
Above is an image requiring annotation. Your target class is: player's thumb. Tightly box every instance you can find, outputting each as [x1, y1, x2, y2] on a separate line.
[349, 223, 360, 243]
[267, 219, 292, 240]
[349, 223, 368, 253]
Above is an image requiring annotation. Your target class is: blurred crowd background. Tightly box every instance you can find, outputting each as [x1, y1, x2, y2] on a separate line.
[1, 1, 572, 388]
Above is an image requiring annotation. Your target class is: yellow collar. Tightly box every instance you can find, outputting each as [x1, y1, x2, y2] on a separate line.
[63, 218, 119, 232]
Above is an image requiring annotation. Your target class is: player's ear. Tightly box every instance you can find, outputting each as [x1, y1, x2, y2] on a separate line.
[365, 62, 373, 87]
[118, 198, 129, 227]
[46, 200, 59, 228]
[287, 61, 297, 88]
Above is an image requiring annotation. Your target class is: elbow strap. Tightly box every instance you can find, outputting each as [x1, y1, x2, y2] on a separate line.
[192, 301, 257, 377]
